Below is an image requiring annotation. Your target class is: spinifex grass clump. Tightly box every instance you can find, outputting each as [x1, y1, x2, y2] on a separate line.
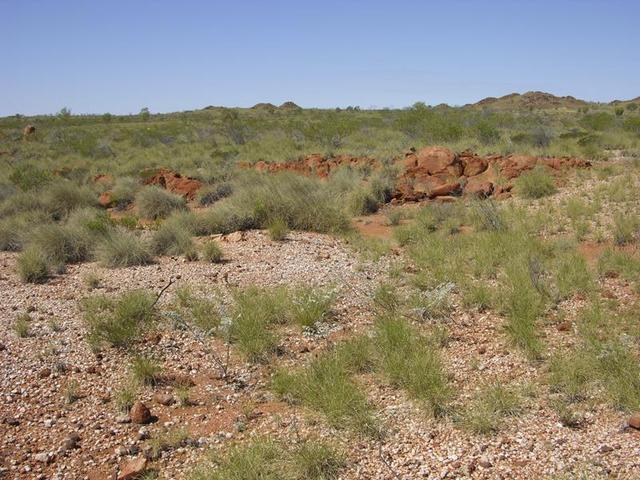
[189, 437, 344, 480]
[271, 351, 378, 436]
[374, 316, 452, 416]
[82, 289, 157, 348]
[136, 186, 186, 220]
[95, 228, 153, 267]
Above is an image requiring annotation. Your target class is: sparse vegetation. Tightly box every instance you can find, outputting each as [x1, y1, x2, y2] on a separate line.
[13, 313, 32, 338]
[190, 437, 344, 480]
[136, 186, 187, 220]
[200, 240, 223, 263]
[95, 228, 153, 268]
[514, 166, 557, 199]
[130, 355, 163, 385]
[82, 289, 157, 348]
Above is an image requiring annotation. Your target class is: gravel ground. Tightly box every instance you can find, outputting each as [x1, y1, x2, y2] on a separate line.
[2, 223, 640, 479]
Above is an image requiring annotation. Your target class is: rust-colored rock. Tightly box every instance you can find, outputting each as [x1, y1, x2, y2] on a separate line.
[99, 191, 114, 208]
[143, 168, 202, 200]
[628, 413, 640, 429]
[247, 146, 589, 203]
[404, 146, 462, 179]
[460, 150, 489, 177]
[252, 153, 378, 179]
[23, 124, 36, 140]
[117, 457, 147, 480]
[93, 174, 113, 185]
[130, 402, 152, 424]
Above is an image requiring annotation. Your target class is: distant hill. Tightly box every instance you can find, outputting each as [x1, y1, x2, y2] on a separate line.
[468, 91, 589, 110]
[610, 96, 640, 107]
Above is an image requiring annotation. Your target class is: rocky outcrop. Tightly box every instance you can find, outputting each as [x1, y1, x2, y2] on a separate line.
[142, 168, 203, 200]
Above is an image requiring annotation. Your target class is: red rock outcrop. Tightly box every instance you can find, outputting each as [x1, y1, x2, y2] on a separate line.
[243, 146, 591, 202]
[143, 168, 203, 200]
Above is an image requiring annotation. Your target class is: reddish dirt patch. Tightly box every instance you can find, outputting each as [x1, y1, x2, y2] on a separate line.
[578, 241, 639, 266]
[142, 168, 203, 200]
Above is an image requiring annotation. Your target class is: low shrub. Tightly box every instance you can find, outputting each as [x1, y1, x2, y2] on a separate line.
[151, 221, 195, 256]
[189, 437, 344, 480]
[110, 177, 140, 209]
[271, 353, 378, 436]
[267, 217, 289, 241]
[95, 228, 153, 268]
[197, 182, 233, 206]
[460, 382, 523, 434]
[82, 289, 157, 348]
[514, 166, 557, 199]
[374, 317, 451, 416]
[17, 246, 50, 283]
[42, 181, 97, 220]
[130, 355, 163, 385]
[200, 240, 223, 263]
[136, 186, 186, 220]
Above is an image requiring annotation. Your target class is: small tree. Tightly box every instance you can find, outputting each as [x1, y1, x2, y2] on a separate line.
[139, 107, 150, 122]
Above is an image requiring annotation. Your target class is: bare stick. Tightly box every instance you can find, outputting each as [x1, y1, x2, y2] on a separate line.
[378, 443, 402, 480]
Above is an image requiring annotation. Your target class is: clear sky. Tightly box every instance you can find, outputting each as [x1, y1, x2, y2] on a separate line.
[1, 0, 639, 116]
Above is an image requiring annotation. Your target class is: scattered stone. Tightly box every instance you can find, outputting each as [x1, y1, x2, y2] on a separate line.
[34, 452, 53, 464]
[153, 392, 175, 406]
[478, 456, 492, 468]
[597, 444, 614, 454]
[116, 414, 131, 424]
[628, 413, 640, 429]
[117, 457, 147, 480]
[130, 402, 152, 424]
[4, 417, 19, 426]
[62, 433, 80, 451]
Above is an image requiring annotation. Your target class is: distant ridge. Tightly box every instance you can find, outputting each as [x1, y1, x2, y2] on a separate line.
[468, 91, 588, 110]
[468, 91, 639, 110]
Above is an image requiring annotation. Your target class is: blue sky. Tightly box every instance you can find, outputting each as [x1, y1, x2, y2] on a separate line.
[1, 0, 638, 115]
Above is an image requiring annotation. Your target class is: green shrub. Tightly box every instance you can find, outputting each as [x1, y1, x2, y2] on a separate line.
[136, 186, 186, 220]
[229, 287, 289, 362]
[612, 212, 639, 245]
[197, 183, 233, 206]
[289, 287, 334, 328]
[514, 166, 557, 199]
[95, 228, 153, 267]
[17, 246, 50, 283]
[200, 240, 223, 263]
[9, 164, 52, 191]
[374, 317, 451, 416]
[13, 313, 32, 338]
[82, 289, 157, 348]
[190, 438, 343, 480]
[151, 221, 195, 256]
[130, 355, 163, 385]
[267, 217, 289, 241]
[460, 383, 523, 434]
[42, 181, 97, 220]
[174, 285, 221, 331]
[110, 177, 140, 209]
[195, 173, 350, 235]
[0, 211, 48, 251]
[272, 353, 378, 435]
